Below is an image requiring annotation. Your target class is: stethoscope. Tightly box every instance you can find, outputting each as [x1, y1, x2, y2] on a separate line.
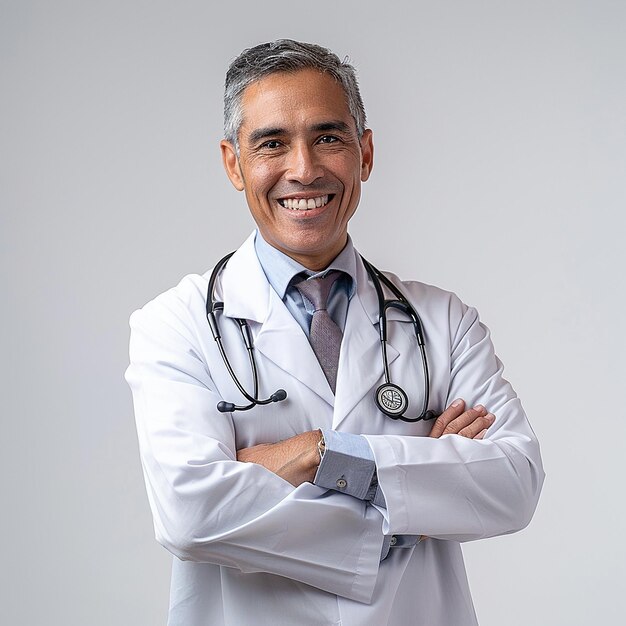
[206, 252, 436, 422]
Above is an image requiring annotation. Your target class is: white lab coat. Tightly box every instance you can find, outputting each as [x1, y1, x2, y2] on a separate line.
[126, 232, 544, 626]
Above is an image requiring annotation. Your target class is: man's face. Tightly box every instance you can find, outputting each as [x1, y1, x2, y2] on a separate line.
[221, 68, 373, 270]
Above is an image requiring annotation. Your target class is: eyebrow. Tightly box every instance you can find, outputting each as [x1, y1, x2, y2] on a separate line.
[246, 120, 353, 145]
[310, 121, 351, 134]
[247, 127, 285, 145]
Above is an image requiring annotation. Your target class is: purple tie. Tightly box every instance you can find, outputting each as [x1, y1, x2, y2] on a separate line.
[295, 271, 343, 393]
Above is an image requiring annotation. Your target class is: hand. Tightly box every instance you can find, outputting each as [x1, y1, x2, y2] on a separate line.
[237, 430, 321, 487]
[428, 399, 495, 440]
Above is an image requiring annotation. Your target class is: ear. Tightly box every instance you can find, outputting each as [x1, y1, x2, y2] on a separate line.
[220, 140, 245, 191]
[359, 129, 374, 182]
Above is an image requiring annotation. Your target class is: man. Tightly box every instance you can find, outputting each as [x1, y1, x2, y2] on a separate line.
[126, 39, 544, 625]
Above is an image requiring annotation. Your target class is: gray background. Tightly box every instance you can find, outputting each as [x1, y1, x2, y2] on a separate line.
[2, 1, 625, 624]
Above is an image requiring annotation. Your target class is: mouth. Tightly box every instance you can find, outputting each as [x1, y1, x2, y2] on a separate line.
[278, 194, 333, 211]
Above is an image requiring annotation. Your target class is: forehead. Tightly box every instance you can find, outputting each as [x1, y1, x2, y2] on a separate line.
[239, 68, 355, 135]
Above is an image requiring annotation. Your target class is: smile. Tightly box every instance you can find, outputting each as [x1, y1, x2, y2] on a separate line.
[279, 195, 332, 210]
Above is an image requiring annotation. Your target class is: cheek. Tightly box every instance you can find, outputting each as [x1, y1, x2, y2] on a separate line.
[339, 172, 362, 205]
[249, 163, 280, 196]
[334, 155, 362, 188]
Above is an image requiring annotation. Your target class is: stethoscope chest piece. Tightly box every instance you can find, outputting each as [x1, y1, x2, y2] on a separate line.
[375, 383, 409, 419]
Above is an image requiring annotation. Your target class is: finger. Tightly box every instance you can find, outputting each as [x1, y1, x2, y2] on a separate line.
[428, 398, 466, 438]
[440, 405, 488, 437]
[473, 428, 488, 440]
[457, 413, 495, 439]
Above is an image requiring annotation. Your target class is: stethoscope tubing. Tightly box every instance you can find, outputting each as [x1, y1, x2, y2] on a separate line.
[361, 258, 433, 421]
[206, 252, 434, 421]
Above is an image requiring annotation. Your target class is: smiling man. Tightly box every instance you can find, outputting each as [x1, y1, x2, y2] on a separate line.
[221, 67, 372, 271]
[126, 40, 544, 626]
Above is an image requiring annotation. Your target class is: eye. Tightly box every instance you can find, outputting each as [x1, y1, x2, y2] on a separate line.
[318, 135, 340, 145]
[260, 140, 282, 149]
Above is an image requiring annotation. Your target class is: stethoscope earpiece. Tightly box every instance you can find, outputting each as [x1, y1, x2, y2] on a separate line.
[217, 400, 235, 413]
[216, 389, 287, 413]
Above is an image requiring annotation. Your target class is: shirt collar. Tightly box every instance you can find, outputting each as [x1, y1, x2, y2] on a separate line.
[254, 231, 357, 299]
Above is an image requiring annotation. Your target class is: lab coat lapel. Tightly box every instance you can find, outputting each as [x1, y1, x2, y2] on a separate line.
[221, 233, 335, 407]
[332, 255, 400, 429]
[254, 291, 335, 406]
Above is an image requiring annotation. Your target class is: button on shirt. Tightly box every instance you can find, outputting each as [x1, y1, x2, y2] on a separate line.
[254, 233, 419, 558]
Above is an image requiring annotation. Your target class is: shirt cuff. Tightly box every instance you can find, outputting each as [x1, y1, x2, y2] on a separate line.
[314, 430, 377, 500]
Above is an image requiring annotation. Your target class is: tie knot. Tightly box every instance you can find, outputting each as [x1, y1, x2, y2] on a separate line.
[295, 270, 342, 311]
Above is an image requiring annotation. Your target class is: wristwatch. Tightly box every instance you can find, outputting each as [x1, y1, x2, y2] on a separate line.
[317, 431, 325, 464]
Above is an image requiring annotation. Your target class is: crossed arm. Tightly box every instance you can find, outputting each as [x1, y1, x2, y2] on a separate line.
[237, 399, 495, 486]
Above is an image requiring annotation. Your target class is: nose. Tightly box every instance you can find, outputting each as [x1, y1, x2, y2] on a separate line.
[285, 142, 323, 185]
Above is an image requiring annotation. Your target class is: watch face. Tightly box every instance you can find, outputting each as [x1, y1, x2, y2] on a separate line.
[375, 383, 408, 418]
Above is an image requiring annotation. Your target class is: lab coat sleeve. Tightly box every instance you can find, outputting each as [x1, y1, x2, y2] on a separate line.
[363, 293, 545, 542]
[125, 289, 385, 603]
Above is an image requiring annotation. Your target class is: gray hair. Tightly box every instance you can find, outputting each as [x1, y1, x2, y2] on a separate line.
[224, 39, 367, 149]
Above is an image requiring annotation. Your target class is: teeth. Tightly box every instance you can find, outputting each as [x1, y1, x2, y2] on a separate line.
[281, 195, 330, 210]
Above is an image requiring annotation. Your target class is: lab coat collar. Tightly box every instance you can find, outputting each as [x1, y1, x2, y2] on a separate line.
[220, 232, 269, 323]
